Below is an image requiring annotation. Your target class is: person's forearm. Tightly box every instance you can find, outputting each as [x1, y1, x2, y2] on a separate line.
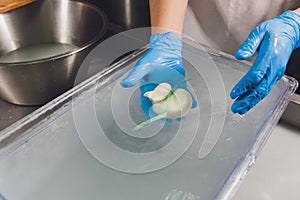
[294, 7, 300, 15]
[150, 0, 188, 35]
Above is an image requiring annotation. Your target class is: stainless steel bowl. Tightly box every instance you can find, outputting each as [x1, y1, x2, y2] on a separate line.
[0, 0, 107, 105]
[87, 0, 150, 29]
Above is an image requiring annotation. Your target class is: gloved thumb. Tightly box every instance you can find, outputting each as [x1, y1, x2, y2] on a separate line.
[235, 25, 266, 60]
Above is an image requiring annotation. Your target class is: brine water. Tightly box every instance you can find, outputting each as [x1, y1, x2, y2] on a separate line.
[0, 43, 77, 63]
[0, 45, 285, 200]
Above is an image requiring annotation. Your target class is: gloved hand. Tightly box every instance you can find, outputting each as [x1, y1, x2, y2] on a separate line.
[230, 10, 300, 114]
[121, 32, 195, 116]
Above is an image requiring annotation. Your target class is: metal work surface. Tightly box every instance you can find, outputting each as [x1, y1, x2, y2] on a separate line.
[0, 99, 38, 131]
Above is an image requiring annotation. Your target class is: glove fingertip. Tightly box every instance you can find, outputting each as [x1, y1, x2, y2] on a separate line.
[191, 99, 197, 108]
[121, 63, 149, 87]
[235, 49, 245, 60]
[120, 76, 138, 87]
[235, 27, 264, 60]
[230, 89, 238, 99]
[230, 85, 244, 99]
[235, 48, 253, 60]
[237, 108, 248, 115]
[231, 102, 239, 114]
[231, 101, 249, 115]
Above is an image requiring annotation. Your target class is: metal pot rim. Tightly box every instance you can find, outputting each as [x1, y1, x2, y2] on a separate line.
[0, 0, 108, 67]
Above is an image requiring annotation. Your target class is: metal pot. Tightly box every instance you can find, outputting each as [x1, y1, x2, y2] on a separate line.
[87, 0, 150, 29]
[0, 0, 107, 105]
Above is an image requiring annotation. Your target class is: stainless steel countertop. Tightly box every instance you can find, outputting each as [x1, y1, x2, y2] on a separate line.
[0, 99, 38, 131]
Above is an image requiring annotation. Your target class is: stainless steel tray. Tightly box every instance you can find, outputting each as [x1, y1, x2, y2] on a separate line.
[0, 39, 297, 200]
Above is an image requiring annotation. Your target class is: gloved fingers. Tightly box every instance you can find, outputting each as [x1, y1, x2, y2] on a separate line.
[160, 59, 185, 76]
[139, 78, 159, 115]
[231, 39, 290, 114]
[120, 64, 150, 87]
[140, 92, 155, 117]
[191, 93, 197, 108]
[265, 58, 286, 88]
[120, 63, 161, 87]
[143, 66, 186, 88]
[231, 76, 271, 114]
[235, 24, 266, 60]
[140, 80, 157, 97]
[262, 39, 291, 88]
[231, 29, 271, 99]
[230, 49, 271, 99]
[232, 66, 283, 115]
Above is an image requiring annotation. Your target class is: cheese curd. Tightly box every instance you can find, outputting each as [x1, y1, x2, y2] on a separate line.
[144, 83, 192, 119]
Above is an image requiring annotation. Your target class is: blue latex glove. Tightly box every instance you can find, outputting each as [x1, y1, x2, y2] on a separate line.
[230, 10, 300, 114]
[121, 32, 195, 116]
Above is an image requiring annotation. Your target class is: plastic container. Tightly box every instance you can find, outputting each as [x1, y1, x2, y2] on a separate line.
[0, 40, 297, 200]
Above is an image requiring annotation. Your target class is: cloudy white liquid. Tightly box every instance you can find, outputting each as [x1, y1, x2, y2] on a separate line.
[0, 43, 77, 63]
